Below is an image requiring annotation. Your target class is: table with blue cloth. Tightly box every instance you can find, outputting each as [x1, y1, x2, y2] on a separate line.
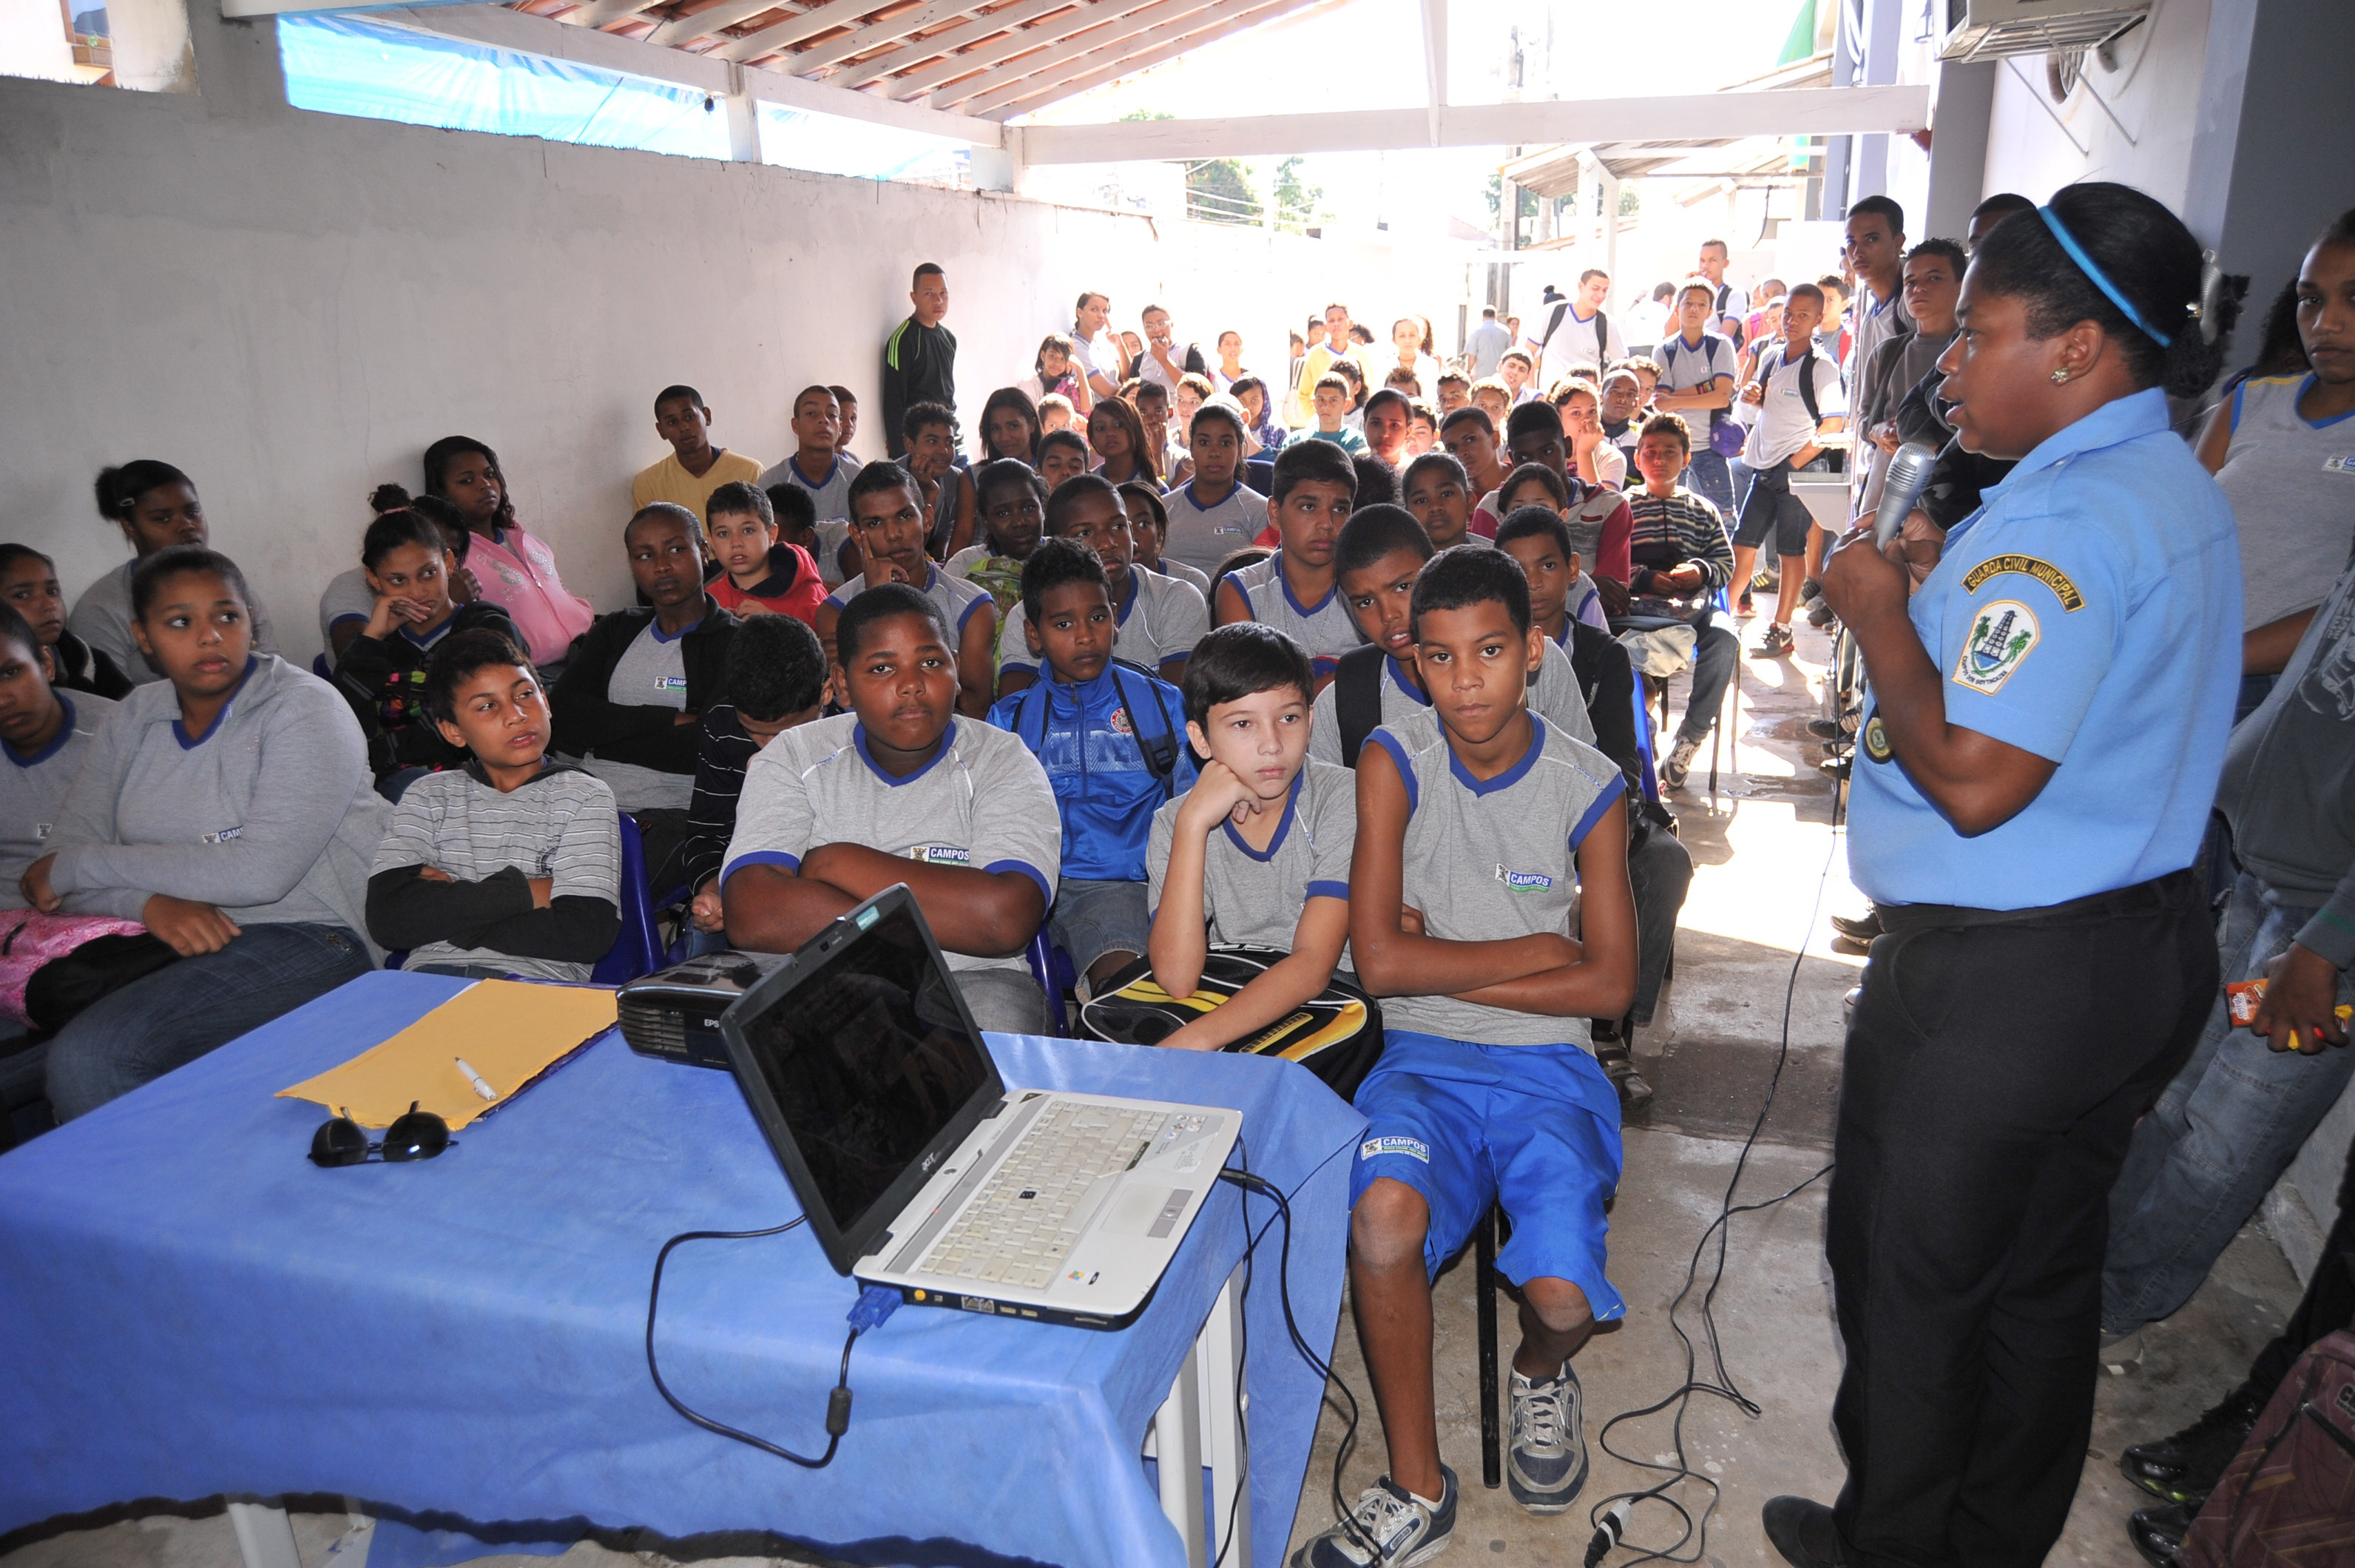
[0, 970, 1365, 1568]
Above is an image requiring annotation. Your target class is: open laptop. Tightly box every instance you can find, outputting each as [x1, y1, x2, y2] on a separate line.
[718, 885, 1240, 1331]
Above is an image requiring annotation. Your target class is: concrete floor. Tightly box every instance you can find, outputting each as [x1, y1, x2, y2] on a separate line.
[0, 619, 2308, 1568]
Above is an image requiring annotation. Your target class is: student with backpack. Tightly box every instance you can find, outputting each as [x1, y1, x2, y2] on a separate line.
[1730, 282, 1847, 655]
[998, 474, 1208, 696]
[989, 538, 1195, 999]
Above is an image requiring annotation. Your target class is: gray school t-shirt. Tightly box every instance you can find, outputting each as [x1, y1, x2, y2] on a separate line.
[1224, 552, 1365, 675]
[2217, 375, 2355, 631]
[318, 567, 375, 645]
[1162, 481, 1269, 576]
[759, 452, 864, 524]
[1364, 707, 1625, 1047]
[70, 558, 281, 687]
[1308, 641, 1595, 768]
[582, 620, 694, 811]
[1146, 757, 1357, 950]
[825, 564, 995, 648]
[721, 712, 1060, 976]
[999, 567, 1210, 678]
[0, 691, 118, 903]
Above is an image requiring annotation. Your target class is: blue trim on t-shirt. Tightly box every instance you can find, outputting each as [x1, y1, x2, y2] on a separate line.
[1448, 714, 1547, 797]
[173, 656, 257, 749]
[1276, 552, 1338, 618]
[1115, 570, 1139, 626]
[853, 719, 957, 787]
[2230, 380, 2246, 435]
[2297, 374, 2355, 430]
[397, 615, 459, 650]
[1305, 879, 1349, 902]
[1567, 771, 1627, 851]
[721, 848, 800, 886]
[789, 453, 840, 490]
[1367, 729, 1419, 816]
[985, 857, 1054, 906]
[649, 612, 704, 645]
[1220, 768, 1303, 862]
[957, 591, 990, 637]
[1386, 656, 1428, 706]
[6, 694, 78, 768]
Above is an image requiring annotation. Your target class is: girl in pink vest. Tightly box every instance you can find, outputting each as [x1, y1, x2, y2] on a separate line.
[421, 436, 592, 673]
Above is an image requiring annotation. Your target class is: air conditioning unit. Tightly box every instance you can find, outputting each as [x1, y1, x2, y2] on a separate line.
[1938, 0, 2151, 61]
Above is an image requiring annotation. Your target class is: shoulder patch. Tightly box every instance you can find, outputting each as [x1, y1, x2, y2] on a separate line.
[1953, 601, 2041, 695]
[1860, 712, 1893, 763]
[1960, 554, 2084, 612]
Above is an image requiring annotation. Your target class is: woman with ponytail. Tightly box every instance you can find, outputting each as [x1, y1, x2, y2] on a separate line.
[1766, 182, 2246, 1568]
[70, 462, 280, 685]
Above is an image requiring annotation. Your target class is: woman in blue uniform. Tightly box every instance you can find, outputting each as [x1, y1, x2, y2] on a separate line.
[1764, 183, 2244, 1568]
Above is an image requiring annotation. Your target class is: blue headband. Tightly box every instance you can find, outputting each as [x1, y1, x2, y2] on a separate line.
[2038, 205, 2174, 349]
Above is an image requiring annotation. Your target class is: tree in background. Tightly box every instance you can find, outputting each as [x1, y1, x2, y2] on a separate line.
[1185, 158, 1260, 225]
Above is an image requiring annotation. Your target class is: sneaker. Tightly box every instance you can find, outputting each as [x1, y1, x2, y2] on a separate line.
[1808, 598, 1837, 629]
[1751, 567, 1778, 594]
[1737, 590, 1754, 615]
[2121, 1386, 2265, 1505]
[1828, 910, 1882, 942]
[1507, 1363, 1588, 1512]
[1800, 577, 1823, 604]
[1819, 754, 1851, 781]
[2127, 1501, 2192, 1568]
[1805, 713, 1858, 740]
[1754, 623, 1796, 657]
[1289, 1467, 1457, 1568]
[1660, 735, 1702, 790]
[2101, 1325, 2146, 1371]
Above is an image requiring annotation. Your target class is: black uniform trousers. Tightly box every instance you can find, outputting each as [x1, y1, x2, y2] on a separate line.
[1828, 868, 2213, 1566]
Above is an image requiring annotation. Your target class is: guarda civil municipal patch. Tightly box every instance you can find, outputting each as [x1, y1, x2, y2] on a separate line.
[1953, 601, 2041, 695]
[1959, 555, 2084, 611]
[1861, 712, 1893, 763]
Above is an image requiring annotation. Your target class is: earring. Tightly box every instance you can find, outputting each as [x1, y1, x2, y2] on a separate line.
[2050, 368, 2071, 385]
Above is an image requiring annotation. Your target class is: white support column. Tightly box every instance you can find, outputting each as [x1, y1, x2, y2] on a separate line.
[724, 68, 765, 163]
[1598, 165, 1621, 292]
[1417, 0, 1445, 146]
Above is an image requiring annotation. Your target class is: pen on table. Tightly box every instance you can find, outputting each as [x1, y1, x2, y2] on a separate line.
[454, 1057, 498, 1101]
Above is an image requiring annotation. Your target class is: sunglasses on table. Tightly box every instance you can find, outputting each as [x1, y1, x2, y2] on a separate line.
[308, 1101, 454, 1167]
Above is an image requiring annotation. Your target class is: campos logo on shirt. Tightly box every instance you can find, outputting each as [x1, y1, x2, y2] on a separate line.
[2322, 454, 2355, 476]
[1953, 601, 2040, 695]
[202, 825, 244, 845]
[1495, 865, 1555, 893]
[906, 845, 970, 865]
[1360, 1135, 1430, 1163]
[653, 676, 688, 692]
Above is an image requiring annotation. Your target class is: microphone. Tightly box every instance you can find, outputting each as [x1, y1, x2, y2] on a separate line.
[1871, 440, 1942, 550]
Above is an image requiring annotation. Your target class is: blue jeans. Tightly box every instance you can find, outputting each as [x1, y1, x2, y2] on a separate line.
[1618, 613, 1738, 748]
[45, 922, 374, 1121]
[2101, 871, 2355, 1334]
[1683, 449, 1736, 518]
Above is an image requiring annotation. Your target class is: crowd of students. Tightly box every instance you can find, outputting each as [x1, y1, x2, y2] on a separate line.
[2, 189, 2351, 1568]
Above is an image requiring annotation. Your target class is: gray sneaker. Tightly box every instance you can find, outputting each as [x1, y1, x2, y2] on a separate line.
[1660, 735, 1702, 789]
[1507, 1363, 1588, 1513]
[1291, 1466, 1458, 1567]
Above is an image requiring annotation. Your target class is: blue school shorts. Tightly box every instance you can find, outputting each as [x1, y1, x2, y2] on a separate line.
[1349, 1030, 1626, 1323]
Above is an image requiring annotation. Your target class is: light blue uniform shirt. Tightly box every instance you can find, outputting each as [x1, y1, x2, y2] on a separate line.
[1848, 388, 2241, 910]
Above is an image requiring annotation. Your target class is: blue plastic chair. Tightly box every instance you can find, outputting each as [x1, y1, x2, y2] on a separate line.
[311, 653, 332, 682]
[1629, 679, 1662, 804]
[1026, 927, 1068, 1035]
[591, 813, 666, 986]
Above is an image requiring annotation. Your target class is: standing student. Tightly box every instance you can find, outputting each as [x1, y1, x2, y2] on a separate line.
[1294, 549, 1633, 1565]
[1650, 283, 1741, 516]
[1070, 291, 1123, 402]
[0, 544, 131, 700]
[331, 504, 524, 788]
[1536, 269, 1626, 388]
[1850, 238, 1958, 535]
[818, 462, 996, 719]
[1290, 302, 1369, 426]
[22, 547, 382, 1121]
[1163, 399, 1269, 576]
[899, 401, 976, 560]
[1145, 624, 1354, 1052]
[631, 384, 765, 520]
[1118, 481, 1214, 600]
[999, 474, 1208, 695]
[1841, 195, 1914, 527]
[703, 481, 825, 626]
[1466, 306, 1514, 379]
[70, 462, 281, 686]
[1212, 330, 1248, 393]
[1695, 238, 1746, 333]
[948, 458, 1051, 623]
[1386, 317, 1444, 398]
[1087, 398, 1161, 489]
[1618, 414, 1737, 790]
[1213, 441, 1363, 683]
[1729, 282, 1846, 653]
[422, 436, 594, 676]
[1766, 183, 2243, 1568]
[760, 385, 865, 530]
[722, 583, 1060, 1034]
[882, 263, 955, 459]
[681, 615, 828, 949]
[990, 540, 1195, 996]
[365, 631, 621, 981]
[0, 603, 118, 905]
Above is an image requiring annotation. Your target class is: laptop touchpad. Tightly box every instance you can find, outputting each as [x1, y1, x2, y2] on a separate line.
[1102, 1184, 1174, 1236]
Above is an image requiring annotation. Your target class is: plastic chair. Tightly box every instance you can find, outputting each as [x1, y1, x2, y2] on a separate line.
[1628, 679, 1662, 804]
[1475, 1205, 1510, 1489]
[1026, 927, 1069, 1035]
[311, 653, 331, 682]
[590, 813, 666, 986]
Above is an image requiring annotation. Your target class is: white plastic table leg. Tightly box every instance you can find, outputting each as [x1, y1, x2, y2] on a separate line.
[1153, 1339, 1208, 1567]
[226, 1501, 302, 1568]
[1196, 1267, 1252, 1567]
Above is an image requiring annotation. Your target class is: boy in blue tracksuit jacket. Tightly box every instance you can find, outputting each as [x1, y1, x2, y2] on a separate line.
[989, 538, 1195, 999]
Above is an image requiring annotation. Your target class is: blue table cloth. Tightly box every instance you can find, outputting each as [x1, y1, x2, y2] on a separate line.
[0, 971, 1365, 1568]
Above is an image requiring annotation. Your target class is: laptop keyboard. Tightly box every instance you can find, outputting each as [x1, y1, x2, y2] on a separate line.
[916, 1103, 1169, 1291]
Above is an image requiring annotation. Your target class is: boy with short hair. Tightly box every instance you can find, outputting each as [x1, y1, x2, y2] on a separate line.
[1499, 403, 1635, 584]
[1495, 507, 1609, 643]
[1145, 623, 1355, 1052]
[881, 263, 954, 459]
[1399, 453, 1487, 553]
[1499, 350, 1536, 405]
[758, 385, 865, 530]
[723, 584, 1060, 1035]
[828, 385, 861, 459]
[989, 539, 1195, 996]
[632, 384, 766, 520]
[998, 475, 1209, 695]
[1309, 505, 1595, 770]
[1621, 413, 1738, 790]
[1650, 282, 1741, 516]
[704, 481, 825, 626]
[817, 462, 996, 718]
[367, 629, 622, 981]
[766, 481, 854, 592]
[1213, 442, 1364, 683]
[1439, 407, 1510, 504]
[1729, 281, 1845, 654]
[1163, 400, 1270, 575]
[1306, 374, 1369, 455]
[682, 614, 828, 949]
[0, 604, 118, 906]
[1434, 371, 1471, 417]
[1294, 550, 1635, 1566]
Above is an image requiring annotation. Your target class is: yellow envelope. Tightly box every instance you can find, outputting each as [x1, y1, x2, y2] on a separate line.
[277, 979, 618, 1130]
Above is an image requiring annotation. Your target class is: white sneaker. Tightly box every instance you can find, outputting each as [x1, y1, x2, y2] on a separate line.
[1660, 736, 1703, 789]
[1289, 1466, 1457, 1567]
[1507, 1364, 1588, 1513]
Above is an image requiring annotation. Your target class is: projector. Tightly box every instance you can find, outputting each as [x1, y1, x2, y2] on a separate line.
[617, 950, 786, 1069]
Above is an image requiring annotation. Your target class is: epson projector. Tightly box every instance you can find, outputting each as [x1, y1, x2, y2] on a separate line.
[618, 950, 788, 1069]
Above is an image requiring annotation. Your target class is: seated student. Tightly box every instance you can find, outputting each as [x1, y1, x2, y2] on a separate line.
[757, 385, 864, 533]
[946, 458, 1049, 621]
[1499, 348, 1539, 406]
[721, 583, 1061, 1035]
[988, 540, 1195, 996]
[766, 482, 856, 592]
[1038, 428, 1093, 493]
[1468, 377, 1515, 436]
[1405, 398, 1439, 458]
[1089, 396, 1162, 490]
[24, 547, 382, 1121]
[829, 385, 862, 460]
[631, 384, 766, 520]
[703, 481, 825, 626]
[551, 504, 738, 890]
[1435, 370, 1471, 417]
[0, 544, 132, 700]
[1439, 406, 1511, 514]
[72, 462, 281, 686]
[1213, 441, 1364, 685]
[1555, 377, 1626, 491]
[1500, 402, 1632, 584]
[1232, 375, 1287, 453]
[365, 631, 622, 981]
[1308, 504, 1596, 769]
[1618, 413, 1738, 791]
[422, 436, 594, 678]
[1119, 481, 1215, 598]
[1400, 451, 1488, 552]
[1598, 365, 1647, 472]
[999, 476, 1208, 696]
[1163, 399, 1270, 577]
[1145, 622, 1355, 1052]
[1305, 374, 1370, 454]
[976, 386, 1043, 467]
[1490, 466, 1620, 624]
[0, 604, 119, 904]
[818, 462, 996, 719]
[1299, 547, 1635, 1564]
[1019, 334, 1089, 418]
[899, 399, 979, 559]
[1494, 506, 1609, 646]
[681, 615, 828, 950]
[322, 487, 483, 666]
[1037, 393, 1078, 438]
[331, 503, 524, 790]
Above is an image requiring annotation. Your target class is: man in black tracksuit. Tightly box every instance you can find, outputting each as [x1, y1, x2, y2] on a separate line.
[881, 263, 956, 457]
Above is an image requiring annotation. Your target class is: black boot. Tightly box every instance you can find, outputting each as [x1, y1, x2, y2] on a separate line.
[2126, 1501, 2194, 1567]
[2120, 1385, 2266, 1506]
[1761, 1497, 1846, 1567]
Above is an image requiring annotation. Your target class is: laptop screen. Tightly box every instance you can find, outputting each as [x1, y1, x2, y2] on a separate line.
[729, 897, 995, 1246]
